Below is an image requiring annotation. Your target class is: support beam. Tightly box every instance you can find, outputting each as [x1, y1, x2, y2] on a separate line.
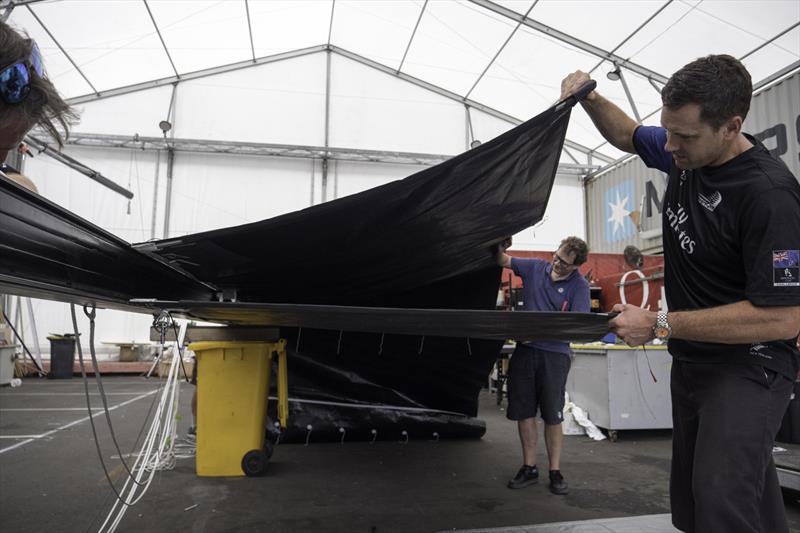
[327, 0, 335, 45]
[465, 0, 537, 100]
[244, 0, 256, 62]
[739, 21, 799, 62]
[617, 67, 642, 123]
[64, 42, 614, 163]
[23, 134, 134, 198]
[61, 131, 600, 175]
[143, 0, 179, 78]
[469, 0, 669, 85]
[150, 149, 161, 240]
[65, 45, 328, 105]
[587, 0, 673, 76]
[163, 148, 174, 238]
[26, 5, 99, 95]
[331, 45, 614, 163]
[398, 0, 427, 74]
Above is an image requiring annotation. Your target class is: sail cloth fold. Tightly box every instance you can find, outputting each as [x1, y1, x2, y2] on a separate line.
[136, 103, 573, 307]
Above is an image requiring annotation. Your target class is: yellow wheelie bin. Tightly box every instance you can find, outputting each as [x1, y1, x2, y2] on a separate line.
[190, 339, 287, 477]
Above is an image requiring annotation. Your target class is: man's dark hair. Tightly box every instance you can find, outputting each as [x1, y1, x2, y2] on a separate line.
[661, 54, 752, 129]
[559, 236, 589, 266]
[0, 21, 77, 147]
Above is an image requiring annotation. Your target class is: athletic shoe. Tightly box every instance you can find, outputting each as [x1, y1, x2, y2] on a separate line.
[548, 470, 569, 495]
[507, 465, 538, 489]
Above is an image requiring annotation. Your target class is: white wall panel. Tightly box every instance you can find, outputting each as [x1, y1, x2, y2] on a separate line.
[172, 54, 327, 146]
[166, 152, 313, 237]
[330, 160, 426, 201]
[328, 54, 466, 154]
[71, 86, 175, 139]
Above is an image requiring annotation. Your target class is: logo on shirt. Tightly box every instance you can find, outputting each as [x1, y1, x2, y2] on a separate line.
[698, 190, 722, 212]
[773, 250, 799, 286]
[665, 202, 696, 254]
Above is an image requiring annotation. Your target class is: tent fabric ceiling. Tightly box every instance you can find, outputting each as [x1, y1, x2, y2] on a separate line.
[6, 0, 800, 162]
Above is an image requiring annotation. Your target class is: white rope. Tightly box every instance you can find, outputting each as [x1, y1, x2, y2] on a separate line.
[97, 349, 185, 533]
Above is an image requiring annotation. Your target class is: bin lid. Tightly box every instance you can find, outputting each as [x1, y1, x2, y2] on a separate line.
[47, 333, 79, 340]
[189, 340, 285, 353]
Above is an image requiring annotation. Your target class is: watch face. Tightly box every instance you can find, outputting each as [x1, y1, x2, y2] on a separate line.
[654, 326, 670, 339]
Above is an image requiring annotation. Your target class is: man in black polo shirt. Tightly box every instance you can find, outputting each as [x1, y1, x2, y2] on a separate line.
[560, 56, 800, 532]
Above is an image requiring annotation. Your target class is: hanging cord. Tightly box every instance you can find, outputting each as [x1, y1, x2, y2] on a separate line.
[641, 344, 657, 383]
[81, 304, 146, 486]
[169, 316, 190, 383]
[1, 308, 45, 375]
[631, 343, 658, 423]
[98, 338, 185, 532]
[97, 311, 196, 531]
[70, 304, 141, 505]
[85, 382, 164, 533]
[70, 303, 187, 533]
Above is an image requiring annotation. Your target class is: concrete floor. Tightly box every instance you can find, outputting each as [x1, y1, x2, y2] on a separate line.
[1, 376, 798, 533]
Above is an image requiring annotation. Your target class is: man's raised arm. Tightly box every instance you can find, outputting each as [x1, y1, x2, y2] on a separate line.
[560, 71, 639, 154]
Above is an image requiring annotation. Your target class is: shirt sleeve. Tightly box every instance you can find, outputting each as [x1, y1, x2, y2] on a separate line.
[741, 187, 800, 306]
[570, 280, 591, 313]
[510, 257, 530, 279]
[632, 126, 671, 174]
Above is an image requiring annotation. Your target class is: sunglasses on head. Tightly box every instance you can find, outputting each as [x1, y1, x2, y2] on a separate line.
[0, 42, 43, 105]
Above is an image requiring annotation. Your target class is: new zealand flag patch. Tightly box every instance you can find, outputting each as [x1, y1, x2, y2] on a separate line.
[773, 250, 799, 287]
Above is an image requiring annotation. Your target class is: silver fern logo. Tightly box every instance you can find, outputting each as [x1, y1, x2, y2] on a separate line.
[698, 190, 722, 212]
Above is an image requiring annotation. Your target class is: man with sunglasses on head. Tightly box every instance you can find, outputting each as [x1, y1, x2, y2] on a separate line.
[561, 56, 800, 533]
[494, 235, 590, 495]
[1, 20, 76, 183]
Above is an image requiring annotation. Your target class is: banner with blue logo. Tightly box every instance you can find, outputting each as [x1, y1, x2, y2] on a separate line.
[604, 180, 636, 244]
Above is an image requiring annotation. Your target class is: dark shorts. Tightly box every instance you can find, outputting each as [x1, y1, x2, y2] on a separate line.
[506, 344, 571, 425]
[670, 360, 793, 533]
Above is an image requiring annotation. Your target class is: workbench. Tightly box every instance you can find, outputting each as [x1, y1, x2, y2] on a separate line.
[566, 344, 672, 441]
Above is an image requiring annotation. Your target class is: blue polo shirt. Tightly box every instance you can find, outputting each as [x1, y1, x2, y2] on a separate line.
[511, 257, 591, 354]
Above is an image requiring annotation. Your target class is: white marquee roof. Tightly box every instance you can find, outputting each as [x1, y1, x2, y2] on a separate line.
[5, 0, 800, 164]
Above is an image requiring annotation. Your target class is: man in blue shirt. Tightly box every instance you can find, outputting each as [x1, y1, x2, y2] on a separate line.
[560, 56, 800, 532]
[495, 236, 590, 495]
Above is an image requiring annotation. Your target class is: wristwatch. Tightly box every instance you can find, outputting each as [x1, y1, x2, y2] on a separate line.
[653, 311, 672, 341]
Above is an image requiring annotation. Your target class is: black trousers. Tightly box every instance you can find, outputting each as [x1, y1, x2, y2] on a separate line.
[670, 360, 793, 533]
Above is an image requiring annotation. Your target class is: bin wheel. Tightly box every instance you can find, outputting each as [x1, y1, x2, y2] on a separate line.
[241, 449, 268, 477]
